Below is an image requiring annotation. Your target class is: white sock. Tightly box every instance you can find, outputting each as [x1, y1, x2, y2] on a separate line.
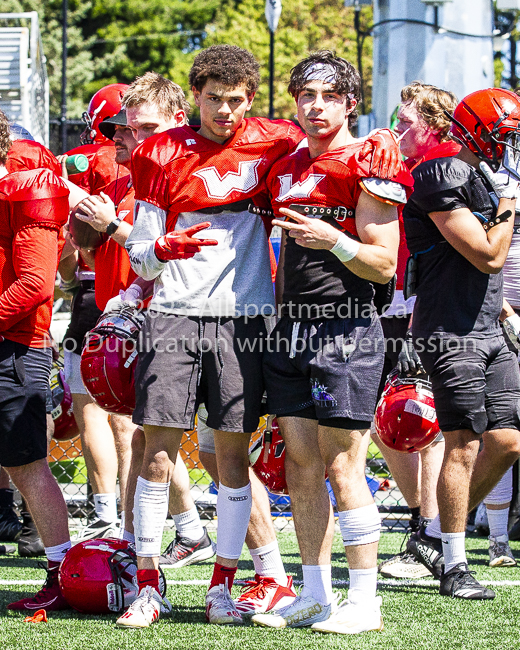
[122, 529, 135, 543]
[93, 493, 118, 523]
[250, 540, 287, 584]
[174, 506, 204, 542]
[215, 482, 252, 560]
[133, 476, 169, 558]
[441, 532, 467, 572]
[348, 567, 378, 604]
[45, 541, 72, 563]
[302, 565, 333, 606]
[486, 507, 510, 539]
[425, 515, 442, 539]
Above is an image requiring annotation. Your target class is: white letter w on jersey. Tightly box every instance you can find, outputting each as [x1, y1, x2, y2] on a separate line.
[275, 174, 325, 202]
[193, 160, 262, 200]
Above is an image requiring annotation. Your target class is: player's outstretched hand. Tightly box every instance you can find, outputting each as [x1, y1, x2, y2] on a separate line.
[359, 129, 401, 180]
[273, 209, 340, 250]
[397, 330, 425, 377]
[154, 222, 218, 261]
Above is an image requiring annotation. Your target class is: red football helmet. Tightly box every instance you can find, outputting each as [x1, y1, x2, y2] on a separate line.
[59, 538, 166, 614]
[450, 88, 520, 169]
[250, 417, 288, 495]
[49, 363, 79, 441]
[374, 370, 441, 453]
[81, 83, 129, 145]
[80, 306, 144, 415]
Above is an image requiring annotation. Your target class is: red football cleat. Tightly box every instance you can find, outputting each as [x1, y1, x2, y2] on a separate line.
[234, 574, 296, 616]
[8, 565, 70, 611]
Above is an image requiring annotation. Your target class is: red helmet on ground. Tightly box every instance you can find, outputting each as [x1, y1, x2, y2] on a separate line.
[49, 363, 79, 441]
[250, 417, 288, 495]
[450, 88, 520, 169]
[80, 307, 144, 415]
[81, 83, 129, 145]
[59, 538, 166, 614]
[374, 370, 440, 453]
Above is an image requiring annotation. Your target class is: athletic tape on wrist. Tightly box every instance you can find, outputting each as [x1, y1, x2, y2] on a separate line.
[330, 232, 360, 263]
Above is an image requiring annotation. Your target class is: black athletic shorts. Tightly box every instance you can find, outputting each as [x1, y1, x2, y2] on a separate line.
[0, 340, 52, 467]
[133, 313, 267, 433]
[63, 281, 102, 354]
[416, 333, 520, 435]
[263, 314, 385, 422]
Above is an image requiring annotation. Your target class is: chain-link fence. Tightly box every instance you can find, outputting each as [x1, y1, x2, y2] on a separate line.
[49, 410, 408, 532]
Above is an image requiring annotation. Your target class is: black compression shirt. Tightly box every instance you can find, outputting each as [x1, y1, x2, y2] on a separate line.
[403, 156, 502, 337]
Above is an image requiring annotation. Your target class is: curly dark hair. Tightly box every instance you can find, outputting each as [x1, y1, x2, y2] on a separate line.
[0, 110, 11, 166]
[189, 45, 260, 96]
[288, 51, 361, 127]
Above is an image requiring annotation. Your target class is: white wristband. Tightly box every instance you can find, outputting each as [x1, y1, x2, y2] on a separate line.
[330, 232, 360, 263]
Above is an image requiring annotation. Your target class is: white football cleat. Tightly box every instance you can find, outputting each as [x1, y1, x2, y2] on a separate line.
[311, 596, 384, 635]
[379, 552, 431, 579]
[234, 574, 296, 616]
[116, 585, 171, 629]
[251, 590, 337, 629]
[205, 584, 243, 625]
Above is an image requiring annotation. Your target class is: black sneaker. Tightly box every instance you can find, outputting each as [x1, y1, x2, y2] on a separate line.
[159, 527, 216, 567]
[0, 488, 22, 542]
[439, 562, 495, 600]
[18, 511, 45, 558]
[0, 505, 22, 542]
[406, 521, 444, 579]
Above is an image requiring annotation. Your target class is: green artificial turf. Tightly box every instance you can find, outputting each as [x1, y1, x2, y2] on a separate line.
[1, 530, 519, 650]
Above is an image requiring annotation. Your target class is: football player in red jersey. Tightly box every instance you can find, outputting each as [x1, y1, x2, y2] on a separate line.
[0, 126, 62, 553]
[59, 83, 137, 542]
[61, 83, 129, 194]
[73, 74, 215, 567]
[252, 51, 413, 635]
[120, 45, 402, 629]
[0, 110, 72, 611]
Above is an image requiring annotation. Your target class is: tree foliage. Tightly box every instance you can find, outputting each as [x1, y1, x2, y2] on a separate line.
[1, 0, 374, 120]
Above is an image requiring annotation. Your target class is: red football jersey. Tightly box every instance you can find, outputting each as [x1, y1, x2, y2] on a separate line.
[0, 169, 69, 347]
[66, 142, 120, 194]
[6, 139, 61, 175]
[267, 140, 414, 238]
[131, 117, 304, 231]
[93, 175, 137, 310]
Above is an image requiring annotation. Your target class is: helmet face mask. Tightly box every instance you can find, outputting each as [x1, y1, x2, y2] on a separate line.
[80, 84, 129, 145]
[448, 88, 520, 171]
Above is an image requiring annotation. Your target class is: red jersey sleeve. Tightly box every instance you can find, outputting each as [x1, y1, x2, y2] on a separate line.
[131, 146, 171, 211]
[0, 227, 58, 337]
[6, 140, 61, 175]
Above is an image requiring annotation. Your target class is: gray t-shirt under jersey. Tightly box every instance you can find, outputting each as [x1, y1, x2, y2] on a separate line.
[126, 200, 275, 318]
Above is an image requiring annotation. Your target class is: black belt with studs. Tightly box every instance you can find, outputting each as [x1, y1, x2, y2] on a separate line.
[288, 203, 355, 222]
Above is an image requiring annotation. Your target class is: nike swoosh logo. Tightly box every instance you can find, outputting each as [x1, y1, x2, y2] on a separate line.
[25, 596, 58, 609]
[442, 540, 449, 544]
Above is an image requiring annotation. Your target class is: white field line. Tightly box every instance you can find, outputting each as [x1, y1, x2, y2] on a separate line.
[3, 578, 520, 588]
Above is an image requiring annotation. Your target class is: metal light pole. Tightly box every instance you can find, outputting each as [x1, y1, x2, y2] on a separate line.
[61, 0, 68, 153]
[269, 29, 275, 120]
